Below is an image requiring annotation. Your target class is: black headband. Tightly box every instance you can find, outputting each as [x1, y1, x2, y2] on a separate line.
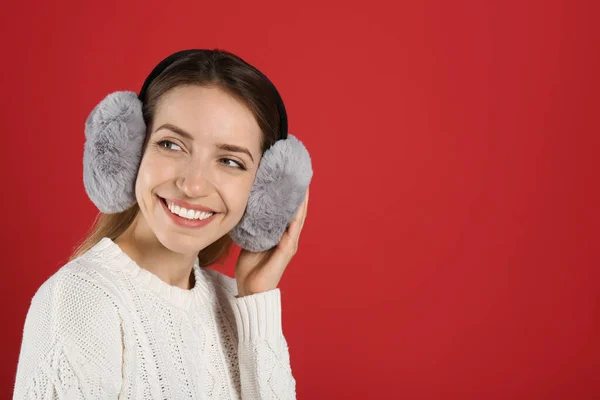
[138, 49, 288, 141]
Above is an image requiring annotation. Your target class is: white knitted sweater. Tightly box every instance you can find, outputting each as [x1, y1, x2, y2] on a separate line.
[13, 237, 296, 399]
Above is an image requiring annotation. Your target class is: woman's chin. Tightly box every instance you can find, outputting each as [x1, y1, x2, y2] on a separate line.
[154, 232, 203, 255]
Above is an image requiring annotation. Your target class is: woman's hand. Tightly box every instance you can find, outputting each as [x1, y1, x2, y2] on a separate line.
[235, 187, 309, 297]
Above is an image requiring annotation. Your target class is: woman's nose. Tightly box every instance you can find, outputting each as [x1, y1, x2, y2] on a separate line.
[177, 161, 214, 198]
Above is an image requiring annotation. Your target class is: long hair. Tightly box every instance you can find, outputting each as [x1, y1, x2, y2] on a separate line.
[70, 49, 283, 266]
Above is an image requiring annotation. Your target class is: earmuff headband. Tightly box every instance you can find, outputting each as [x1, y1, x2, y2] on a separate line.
[137, 49, 288, 141]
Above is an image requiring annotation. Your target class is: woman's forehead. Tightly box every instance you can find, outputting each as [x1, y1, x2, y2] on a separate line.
[153, 85, 262, 152]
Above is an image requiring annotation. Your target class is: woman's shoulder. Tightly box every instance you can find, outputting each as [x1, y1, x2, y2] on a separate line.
[21, 258, 124, 351]
[33, 257, 122, 311]
[29, 245, 128, 330]
[42, 237, 144, 304]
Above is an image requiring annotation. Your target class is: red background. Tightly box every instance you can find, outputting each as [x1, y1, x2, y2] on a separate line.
[1, 0, 598, 398]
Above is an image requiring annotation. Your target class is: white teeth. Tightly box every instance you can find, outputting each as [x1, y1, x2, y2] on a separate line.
[167, 201, 214, 221]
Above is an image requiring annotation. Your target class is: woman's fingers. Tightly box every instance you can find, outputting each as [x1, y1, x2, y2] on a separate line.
[299, 187, 309, 231]
[286, 204, 303, 240]
[292, 188, 310, 248]
[281, 188, 310, 254]
[287, 188, 309, 230]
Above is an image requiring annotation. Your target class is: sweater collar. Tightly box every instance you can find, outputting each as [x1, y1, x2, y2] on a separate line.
[89, 237, 211, 310]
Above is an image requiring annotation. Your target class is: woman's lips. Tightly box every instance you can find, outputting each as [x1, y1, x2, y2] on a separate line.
[161, 197, 217, 213]
[159, 197, 217, 229]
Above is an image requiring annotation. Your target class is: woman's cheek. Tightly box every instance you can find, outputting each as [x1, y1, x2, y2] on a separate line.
[219, 174, 255, 217]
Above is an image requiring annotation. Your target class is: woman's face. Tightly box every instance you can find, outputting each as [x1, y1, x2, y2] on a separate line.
[134, 84, 263, 255]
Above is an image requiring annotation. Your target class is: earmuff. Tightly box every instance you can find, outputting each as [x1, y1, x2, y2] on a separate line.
[83, 49, 313, 252]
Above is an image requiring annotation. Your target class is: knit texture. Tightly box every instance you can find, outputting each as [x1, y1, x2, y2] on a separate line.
[13, 237, 296, 399]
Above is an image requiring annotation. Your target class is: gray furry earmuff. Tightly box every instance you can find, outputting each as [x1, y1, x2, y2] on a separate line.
[83, 50, 312, 253]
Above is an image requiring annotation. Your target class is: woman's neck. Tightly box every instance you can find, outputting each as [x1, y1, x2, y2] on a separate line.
[114, 214, 198, 290]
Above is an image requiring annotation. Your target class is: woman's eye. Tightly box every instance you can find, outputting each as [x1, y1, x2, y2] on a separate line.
[158, 140, 182, 151]
[220, 158, 245, 169]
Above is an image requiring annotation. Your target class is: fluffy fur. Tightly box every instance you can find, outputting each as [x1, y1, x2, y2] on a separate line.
[83, 91, 146, 213]
[229, 134, 313, 252]
[83, 91, 313, 252]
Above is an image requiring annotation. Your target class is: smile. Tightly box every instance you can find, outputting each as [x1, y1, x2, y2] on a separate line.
[167, 201, 214, 220]
[159, 197, 217, 227]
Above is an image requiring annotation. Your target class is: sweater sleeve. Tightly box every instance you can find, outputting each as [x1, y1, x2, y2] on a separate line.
[230, 289, 297, 399]
[13, 266, 123, 399]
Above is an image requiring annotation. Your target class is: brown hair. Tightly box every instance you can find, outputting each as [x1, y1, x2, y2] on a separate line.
[70, 49, 284, 266]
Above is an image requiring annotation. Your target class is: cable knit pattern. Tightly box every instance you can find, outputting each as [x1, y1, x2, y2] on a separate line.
[13, 237, 296, 399]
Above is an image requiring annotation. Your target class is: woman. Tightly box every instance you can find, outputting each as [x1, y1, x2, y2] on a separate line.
[13, 49, 311, 399]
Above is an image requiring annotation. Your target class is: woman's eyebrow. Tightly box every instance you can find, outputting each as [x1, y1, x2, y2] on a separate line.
[216, 143, 254, 163]
[155, 123, 194, 141]
[155, 123, 254, 163]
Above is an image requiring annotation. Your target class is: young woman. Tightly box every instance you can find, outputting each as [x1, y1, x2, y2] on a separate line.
[13, 49, 311, 399]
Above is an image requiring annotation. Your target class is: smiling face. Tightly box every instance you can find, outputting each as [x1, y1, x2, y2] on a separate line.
[134, 84, 263, 255]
